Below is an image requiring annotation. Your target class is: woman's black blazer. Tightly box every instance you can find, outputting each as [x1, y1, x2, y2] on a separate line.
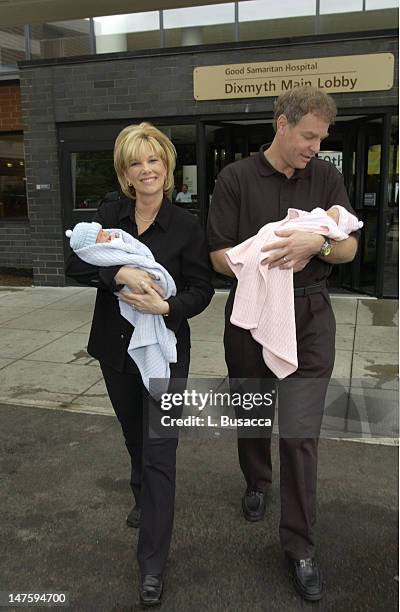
[65, 196, 214, 373]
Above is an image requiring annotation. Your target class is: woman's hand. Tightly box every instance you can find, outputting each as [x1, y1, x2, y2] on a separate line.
[118, 282, 170, 315]
[114, 266, 164, 297]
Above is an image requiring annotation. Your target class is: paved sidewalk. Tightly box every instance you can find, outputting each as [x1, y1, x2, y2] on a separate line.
[0, 405, 398, 611]
[0, 287, 398, 440]
[0, 287, 398, 611]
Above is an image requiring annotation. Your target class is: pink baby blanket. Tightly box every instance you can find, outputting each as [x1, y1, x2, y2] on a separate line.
[225, 206, 362, 379]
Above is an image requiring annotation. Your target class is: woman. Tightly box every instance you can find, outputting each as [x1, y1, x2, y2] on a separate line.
[65, 123, 214, 606]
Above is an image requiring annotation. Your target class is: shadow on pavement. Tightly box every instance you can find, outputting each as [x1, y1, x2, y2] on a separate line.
[0, 404, 398, 611]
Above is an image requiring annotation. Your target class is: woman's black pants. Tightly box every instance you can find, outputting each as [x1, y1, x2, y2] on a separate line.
[100, 361, 189, 577]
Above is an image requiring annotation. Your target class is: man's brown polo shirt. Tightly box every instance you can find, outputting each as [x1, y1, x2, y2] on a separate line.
[207, 143, 359, 288]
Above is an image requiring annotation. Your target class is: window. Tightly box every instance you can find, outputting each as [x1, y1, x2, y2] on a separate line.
[320, 0, 363, 13]
[320, 0, 398, 33]
[69, 125, 198, 214]
[383, 115, 399, 296]
[30, 20, 92, 60]
[162, 125, 198, 214]
[239, 0, 315, 21]
[0, 26, 25, 74]
[72, 150, 119, 210]
[0, 134, 27, 219]
[239, 0, 315, 40]
[366, 0, 398, 8]
[94, 12, 160, 53]
[164, 4, 235, 47]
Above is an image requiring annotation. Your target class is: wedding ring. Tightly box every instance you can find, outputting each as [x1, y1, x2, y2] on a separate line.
[283, 256, 288, 262]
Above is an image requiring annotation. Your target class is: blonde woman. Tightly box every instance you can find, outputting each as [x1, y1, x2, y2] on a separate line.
[66, 123, 214, 606]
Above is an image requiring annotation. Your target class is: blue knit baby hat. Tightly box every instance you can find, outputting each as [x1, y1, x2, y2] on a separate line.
[65, 222, 102, 250]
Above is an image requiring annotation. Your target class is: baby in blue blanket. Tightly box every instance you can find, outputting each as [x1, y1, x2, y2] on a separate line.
[66, 221, 118, 248]
[65, 221, 177, 398]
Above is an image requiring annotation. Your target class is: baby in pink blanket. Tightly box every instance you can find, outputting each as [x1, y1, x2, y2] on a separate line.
[317, 204, 362, 236]
[225, 205, 362, 379]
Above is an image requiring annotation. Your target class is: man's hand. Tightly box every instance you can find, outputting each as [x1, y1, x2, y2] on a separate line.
[291, 257, 313, 273]
[209, 249, 235, 277]
[114, 266, 164, 296]
[261, 230, 324, 270]
[118, 282, 170, 315]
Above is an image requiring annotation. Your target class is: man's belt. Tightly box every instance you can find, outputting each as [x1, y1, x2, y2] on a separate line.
[294, 280, 327, 297]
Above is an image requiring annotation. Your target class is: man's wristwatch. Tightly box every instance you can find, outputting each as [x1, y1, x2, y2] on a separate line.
[319, 236, 332, 257]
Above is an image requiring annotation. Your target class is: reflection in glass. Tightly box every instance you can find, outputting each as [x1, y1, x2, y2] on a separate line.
[239, 0, 315, 20]
[0, 134, 27, 218]
[71, 125, 198, 215]
[383, 116, 399, 297]
[359, 120, 382, 294]
[366, 0, 398, 8]
[94, 12, 160, 53]
[361, 210, 378, 292]
[239, 0, 315, 40]
[319, 5, 398, 33]
[30, 20, 91, 59]
[164, 3, 235, 46]
[72, 151, 119, 210]
[320, 0, 362, 13]
[0, 26, 25, 73]
[160, 125, 198, 215]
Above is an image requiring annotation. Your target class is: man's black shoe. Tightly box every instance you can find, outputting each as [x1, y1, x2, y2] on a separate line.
[139, 574, 163, 607]
[242, 488, 266, 522]
[126, 505, 141, 528]
[287, 556, 323, 601]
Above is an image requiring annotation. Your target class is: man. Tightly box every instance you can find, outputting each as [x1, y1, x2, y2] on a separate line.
[207, 86, 359, 601]
[175, 183, 193, 204]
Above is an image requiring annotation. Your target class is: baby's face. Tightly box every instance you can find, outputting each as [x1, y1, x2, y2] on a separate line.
[96, 229, 116, 243]
[326, 207, 340, 225]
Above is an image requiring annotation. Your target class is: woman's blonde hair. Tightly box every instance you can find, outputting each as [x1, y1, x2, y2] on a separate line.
[114, 122, 177, 200]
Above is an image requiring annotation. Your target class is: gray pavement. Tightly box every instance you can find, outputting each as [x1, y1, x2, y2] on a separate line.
[0, 287, 397, 440]
[0, 287, 398, 610]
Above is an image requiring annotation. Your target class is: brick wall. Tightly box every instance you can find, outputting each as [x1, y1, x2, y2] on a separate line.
[49, 38, 399, 124]
[18, 34, 399, 286]
[0, 219, 31, 268]
[0, 84, 22, 131]
[20, 66, 64, 286]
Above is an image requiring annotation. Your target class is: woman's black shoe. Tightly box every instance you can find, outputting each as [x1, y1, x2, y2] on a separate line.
[139, 574, 163, 607]
[242, 488, 266, 521]
[126, 505, 141, 528]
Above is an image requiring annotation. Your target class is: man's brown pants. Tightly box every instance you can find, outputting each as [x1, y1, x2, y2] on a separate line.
[224, 289, 336, 559]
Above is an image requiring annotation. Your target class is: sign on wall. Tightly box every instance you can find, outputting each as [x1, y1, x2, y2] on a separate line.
[193, 54, 394, 101]
[318, 151, 343, 173]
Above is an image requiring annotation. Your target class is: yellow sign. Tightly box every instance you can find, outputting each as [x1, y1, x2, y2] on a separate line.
[193, 54, 394, 100]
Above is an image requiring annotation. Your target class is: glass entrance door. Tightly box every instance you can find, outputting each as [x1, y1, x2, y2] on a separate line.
[340, 116, 385, 295]
[202, 114, 393, 297]
[203, 120, 275, 287]
[382, 115, 398, 297]
[204, 120, 275, 215]
[358, 118, 382, 295]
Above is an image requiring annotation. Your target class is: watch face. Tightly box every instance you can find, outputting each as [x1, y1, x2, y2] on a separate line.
[322, 243, 332, 256]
